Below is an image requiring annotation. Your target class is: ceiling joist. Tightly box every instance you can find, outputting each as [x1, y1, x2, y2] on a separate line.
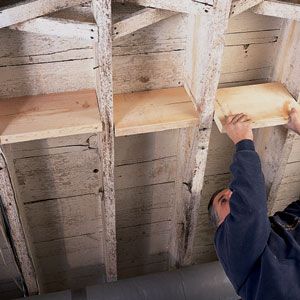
[8, 7, 176, 42]
[9, 16, 98, 41]
[169, 0, 232, 267]
[252, 0, 300, 21]
[113, 0, 213, 15]
[0, 148, 38, 295]
[230, 0, 263, 17]
[0, 0, 91, 29]
[112, 7, 177, 40]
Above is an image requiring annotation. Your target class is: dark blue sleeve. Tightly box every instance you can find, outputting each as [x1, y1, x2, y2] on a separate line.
[282, 200, 300, 217]
[215, 139, 271, 292]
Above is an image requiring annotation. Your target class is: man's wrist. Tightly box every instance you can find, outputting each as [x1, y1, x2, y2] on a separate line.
[236, 139, 255, 152]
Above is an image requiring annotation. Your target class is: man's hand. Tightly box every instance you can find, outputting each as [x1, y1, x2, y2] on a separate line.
[286, 107, 300, 135]
[224, 113, 253, 144]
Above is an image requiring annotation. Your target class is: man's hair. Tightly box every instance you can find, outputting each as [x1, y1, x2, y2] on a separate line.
[207, 188, 226, 228]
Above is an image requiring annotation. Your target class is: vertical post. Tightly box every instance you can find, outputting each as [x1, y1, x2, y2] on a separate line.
[255, 20, 300, 213]
[169, 0, 232, 267]
[92, 0, 117, 281]
[0, 147, 38, 294]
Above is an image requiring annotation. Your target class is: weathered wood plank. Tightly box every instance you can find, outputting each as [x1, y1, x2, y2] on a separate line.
[92, 0, 117, 282]
[14, 149, 102, 203]
[24, 194, 103, 242]
[10, 17, 98, 41]
[115, 130, 177, 166]
[252, 0, 300, 21]
[230, 0, 263, 17]
[0, 0, 90, 29]
[0, 148, 38, 294]
[255, 20, 300, 213]
[113, 0, 213, 15]
[113, 8, 176, 40]
[115, 156, 176, 190]
[169, 0, 232, 268]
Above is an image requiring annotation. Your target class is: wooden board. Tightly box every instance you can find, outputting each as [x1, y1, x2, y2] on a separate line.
[114, 87, 198, 136]
[214, 82, 298, 133]
[0, 90, 102, 144]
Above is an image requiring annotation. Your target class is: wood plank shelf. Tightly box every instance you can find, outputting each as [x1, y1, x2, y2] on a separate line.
[114, 87, 199, 136]
[0, 90, 102, 144]
[214, 82, 299, 133]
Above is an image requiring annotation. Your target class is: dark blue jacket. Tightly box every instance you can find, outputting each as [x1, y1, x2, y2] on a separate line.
[214, 139, 300, 300]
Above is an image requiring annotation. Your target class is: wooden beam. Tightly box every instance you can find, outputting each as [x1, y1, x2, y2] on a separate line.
[92, 0, 117, 282]
[112, 8, 177, 40]
[9, 17, 98, 41]
[9, 8, 174, 42]
[255, 20, 300, 213]
[252, 0, 300, 21]
[113, 0, 213, 15]
[0, 0, 90, 29]
[230, 0, 263, 17]
[0, 148, 38, 294]
[169, 0, 232, 267]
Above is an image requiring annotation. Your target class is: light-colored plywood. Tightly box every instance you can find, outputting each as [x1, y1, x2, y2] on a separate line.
[214, 82, 298, 133]
[114, 87, 198, 136]
[0, 90, 102, 144]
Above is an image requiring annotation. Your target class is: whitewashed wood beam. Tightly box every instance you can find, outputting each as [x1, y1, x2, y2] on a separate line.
[230, 0, 263, 17]
[252, 0, 300, 21]
[9, 8, 175, 42]
[255, 20, 300, 213]
[169, 0, 232, 267]
[0, 147, 38, 295]
[112, 8, 177, 40]
[92, 0, 117, 282]
[0, 0, 91, 29]
[113, 0, 213, 15]
[9, 17, 98, 41]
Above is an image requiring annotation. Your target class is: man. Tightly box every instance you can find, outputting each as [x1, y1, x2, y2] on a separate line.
[208, 108, 300, 300]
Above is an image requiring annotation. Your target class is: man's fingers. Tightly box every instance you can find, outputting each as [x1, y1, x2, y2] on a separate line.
[232, 113, 245, 124]
[239, 114, 251, 123]
[225, 115, 234, 124]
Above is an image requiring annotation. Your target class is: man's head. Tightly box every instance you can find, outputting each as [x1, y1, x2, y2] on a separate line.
[208, 188, 232, 227]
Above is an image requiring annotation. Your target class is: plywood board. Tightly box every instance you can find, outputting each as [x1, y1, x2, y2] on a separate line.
[214, 82, 298, 133]
[0, 90, 102, 144]
[114, 87, 199, 136]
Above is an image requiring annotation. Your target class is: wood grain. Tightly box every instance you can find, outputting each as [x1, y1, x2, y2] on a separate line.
[114, 87, 198, 136]
[214, 82, 298, 133]
[0, 90, 102, 144]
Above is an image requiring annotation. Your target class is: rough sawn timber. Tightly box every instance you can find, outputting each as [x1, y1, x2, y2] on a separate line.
[0, 147, 38, 295]
[92, 0, 118, 282]
[0, 0, 90, 29]
[113, 0, 214, 15]
[169, 0, 232, 268]
[255, 20, 300, 213]
[9, 17, 98, 41]
[252, 0, 300, 21]
[230, 0, 263, 17]
[112, 7, 177, 40]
